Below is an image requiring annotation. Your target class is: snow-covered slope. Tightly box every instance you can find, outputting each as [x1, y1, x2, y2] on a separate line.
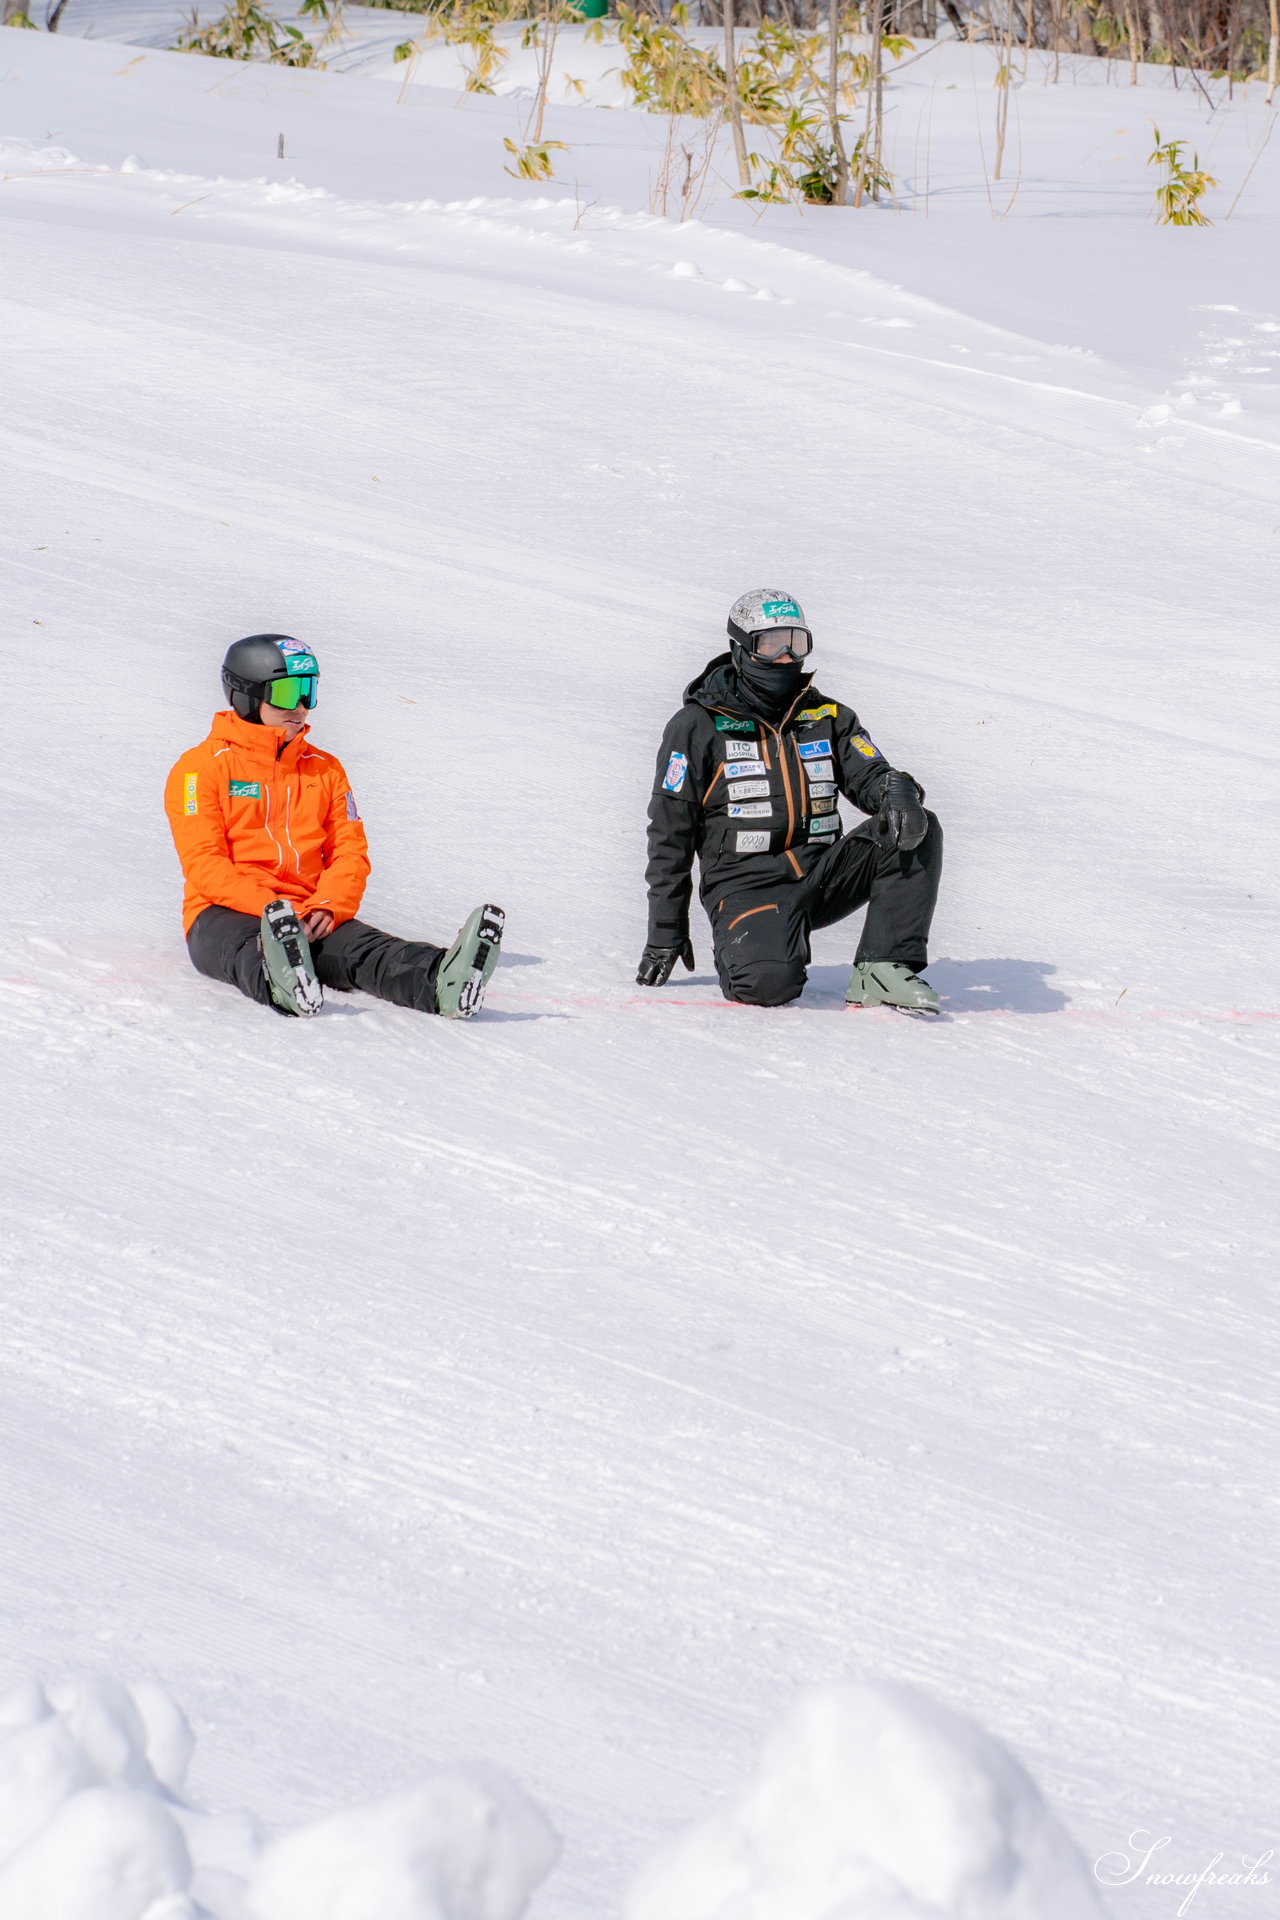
[2, 22, 1278, 1918]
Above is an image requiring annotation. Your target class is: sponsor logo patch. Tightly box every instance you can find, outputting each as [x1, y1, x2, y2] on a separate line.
[852, 735, 880, 759]
[283, 652, 318, 677]
[762, 598, 801, 620]
[725, 740, 763, 761]
[728, 802, 773, 819]
[662, 751, 688, 794]
[726, 778, 769, 801]
[806, 781, 836, 799]
[183, 771, 198, 816]
[804, 759, 834, 782]
[228, 779, 261, 799]
[798, 738, 833, 760]
[810, 796, 836, 815]
[345, 791, 360, 821]
[735, 829, 771, 853]
[796, 703, 838, 724]
[715, 714, 756, 734]
[810, 815, 840, 833]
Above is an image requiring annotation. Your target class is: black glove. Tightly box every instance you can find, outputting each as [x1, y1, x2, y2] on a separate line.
[872, 770, 928, 853]
[636, 939, 695, 987]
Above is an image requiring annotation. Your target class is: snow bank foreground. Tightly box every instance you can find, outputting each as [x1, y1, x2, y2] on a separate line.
[0, 1674, 1103, 1919]
[0, 1675, 559, 1920]
[627, 1680, 1105, 1920]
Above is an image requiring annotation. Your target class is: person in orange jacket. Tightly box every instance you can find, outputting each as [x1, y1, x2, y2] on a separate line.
[165, 634, 503, 1019]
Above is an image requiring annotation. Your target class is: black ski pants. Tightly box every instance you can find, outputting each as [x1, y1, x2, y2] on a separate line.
[709, 812, 942, 1008]
[187, 905, 446, 1014]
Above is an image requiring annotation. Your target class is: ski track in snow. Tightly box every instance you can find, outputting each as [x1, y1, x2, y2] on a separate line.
[2, 27, 1279, 1920]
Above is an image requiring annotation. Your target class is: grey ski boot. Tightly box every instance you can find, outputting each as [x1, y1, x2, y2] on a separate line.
[260, 899, 324, 1017]
[845, 960, 940, 1016]
[434, 904, 505, 1019]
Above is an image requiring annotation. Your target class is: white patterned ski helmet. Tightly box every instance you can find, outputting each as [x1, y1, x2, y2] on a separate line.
[727, 588, 809, 649]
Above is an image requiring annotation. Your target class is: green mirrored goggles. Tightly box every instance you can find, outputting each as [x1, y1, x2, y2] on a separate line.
[265, 672, 318, 711]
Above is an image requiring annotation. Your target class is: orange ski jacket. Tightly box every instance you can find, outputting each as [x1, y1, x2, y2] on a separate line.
[164, 710, 371, 934]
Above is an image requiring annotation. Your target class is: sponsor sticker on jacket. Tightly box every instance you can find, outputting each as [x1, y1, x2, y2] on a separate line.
[726, 778, 769, 801]
[810, 814, 840, 833]
[796, 703, 838, 724]
[183, 772, 198, 815]
[725, 739, 763, 760]
[810, 795, 836, 815]
[345, 791, 360, 821]
[715, 714, 757, 734]
[228, 779, 261, 799]
[798, 738, 833, 760]
[728, 802, 773, 819]
[804, 760, 834, 783]
[735, 829, 771, 853]
[852, 735, 880, 759]
[662, 751, 688, 794]
[807, 781, 836, 799]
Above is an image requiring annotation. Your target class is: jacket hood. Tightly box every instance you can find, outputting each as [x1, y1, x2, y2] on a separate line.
[207, 707, 312, 764]
[684, 652, 816, 720]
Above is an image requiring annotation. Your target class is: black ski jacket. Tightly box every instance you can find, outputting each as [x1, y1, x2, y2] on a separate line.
[645, 654, 908, 944]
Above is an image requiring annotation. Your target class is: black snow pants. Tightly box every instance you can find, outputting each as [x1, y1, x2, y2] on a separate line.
[709, 812, 942, 1008]
[187, 905, 446, 1015]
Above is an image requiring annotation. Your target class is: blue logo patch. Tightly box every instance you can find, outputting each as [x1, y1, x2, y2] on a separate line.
[798, 738, 833, 760]
[662, 751, 688, 794]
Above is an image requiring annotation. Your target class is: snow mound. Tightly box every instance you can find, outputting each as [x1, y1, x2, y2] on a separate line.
[625, 1680, 1105, 1920]
[244, 1767, 561, 1920]
[0, 1677, 558, 1920]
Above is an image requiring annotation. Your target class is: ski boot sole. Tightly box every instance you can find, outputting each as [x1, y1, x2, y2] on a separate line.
[436, 903, 505, 1020]
[261, 900, 323, 1018]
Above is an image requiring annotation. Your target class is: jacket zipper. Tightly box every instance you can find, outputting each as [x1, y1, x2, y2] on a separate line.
[760, 720, 796, 848]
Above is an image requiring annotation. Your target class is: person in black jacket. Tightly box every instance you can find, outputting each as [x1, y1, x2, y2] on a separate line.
[637, 589, 943, 1013]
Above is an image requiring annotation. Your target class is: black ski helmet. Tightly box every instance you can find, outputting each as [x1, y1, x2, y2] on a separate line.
[221, 634, 319, 723]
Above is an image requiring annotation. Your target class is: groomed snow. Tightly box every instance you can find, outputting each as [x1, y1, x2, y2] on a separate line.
[2, 16, 1278, 1920]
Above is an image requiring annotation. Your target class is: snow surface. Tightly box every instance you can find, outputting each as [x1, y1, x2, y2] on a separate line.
[2, 14, 1279, 1920]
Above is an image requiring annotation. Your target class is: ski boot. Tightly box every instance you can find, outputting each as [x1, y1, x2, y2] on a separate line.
[434, 903, 505, 1020]
[845, 960, 940, 1016]
[260, 899, 324, 1018]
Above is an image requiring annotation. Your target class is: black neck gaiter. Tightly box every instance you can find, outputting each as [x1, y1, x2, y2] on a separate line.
[731, 646, 806, 722]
